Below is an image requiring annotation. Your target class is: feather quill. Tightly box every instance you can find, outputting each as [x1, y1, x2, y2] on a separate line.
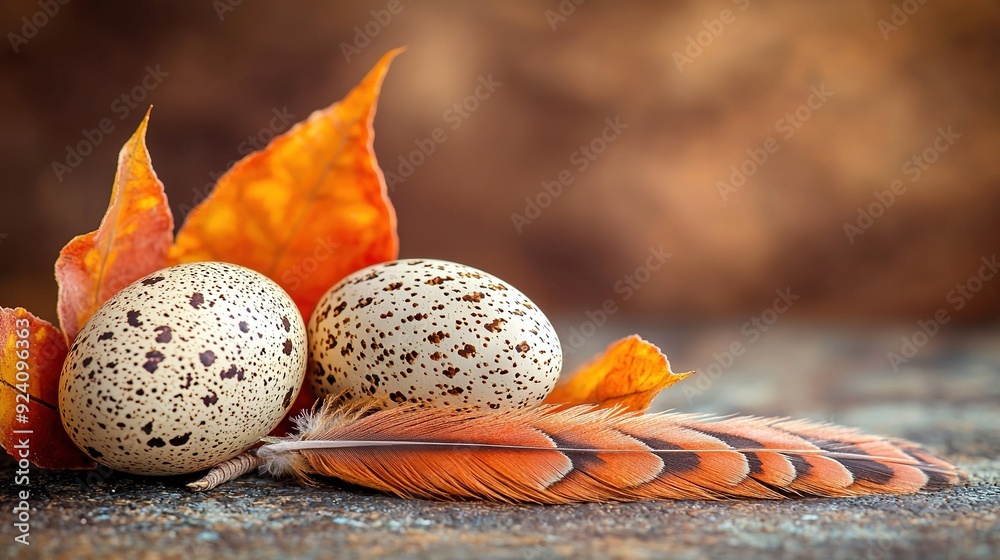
[248, 399, 964, 503]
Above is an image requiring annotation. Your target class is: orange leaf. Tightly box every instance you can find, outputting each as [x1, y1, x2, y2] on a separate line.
[55, 108, 174, 344]
[543, 335, 694, 413]
[169, 49, 401, 321]
[1, 307, 95, 469]
[169, 49, 402, 434]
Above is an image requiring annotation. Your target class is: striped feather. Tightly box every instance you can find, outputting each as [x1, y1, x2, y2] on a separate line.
[254, 400, 964, 503]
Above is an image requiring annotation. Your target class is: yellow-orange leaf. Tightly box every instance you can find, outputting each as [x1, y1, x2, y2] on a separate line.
[543, 335, 694, 413]
[55, 108, 174, 344]
[169, 49, 401, 322]
[1, 307, 95, 469]
[169, 49, 402, 433]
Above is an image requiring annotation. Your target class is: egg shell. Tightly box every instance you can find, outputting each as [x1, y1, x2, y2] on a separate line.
[59, 262, 308, 475]
[308, 259, 562, 411]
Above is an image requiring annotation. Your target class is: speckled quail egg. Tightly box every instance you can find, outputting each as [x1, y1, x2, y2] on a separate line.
[307, 259, 562, 411]
[59, 262, 308, 476]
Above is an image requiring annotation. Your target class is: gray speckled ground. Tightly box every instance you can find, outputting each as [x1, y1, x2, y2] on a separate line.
[2, 325, 998, 560]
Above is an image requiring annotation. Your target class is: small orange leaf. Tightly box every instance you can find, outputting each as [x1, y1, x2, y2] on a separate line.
[169, 49, 401, 322]
[543, 335, 694, 413]
[55, 108, 174, 344]
[1, 307, 95, 469]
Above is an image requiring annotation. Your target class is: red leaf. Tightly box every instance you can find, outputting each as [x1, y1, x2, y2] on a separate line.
[1, 307, 95, 469]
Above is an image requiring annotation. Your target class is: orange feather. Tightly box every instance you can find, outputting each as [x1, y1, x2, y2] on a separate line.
[254, 400, 964, 503]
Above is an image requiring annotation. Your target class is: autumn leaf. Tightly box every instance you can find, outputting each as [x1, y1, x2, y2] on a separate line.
[543, 335, 694, 413]
[169, 49, 401, 322]
[55, 108, 174, 344]
[169, 50, 402, 432]
[1, 307, 95, 469]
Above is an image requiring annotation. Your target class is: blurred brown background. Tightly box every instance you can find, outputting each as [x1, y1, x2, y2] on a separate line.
[1, 0, 998, 329]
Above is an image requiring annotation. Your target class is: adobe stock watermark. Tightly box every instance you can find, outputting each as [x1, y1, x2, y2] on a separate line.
[887, 254, 998, 372]
[511, 116, 628, 233]
[385, 74, 502, 191]
[878, 0, 930, 40]
[716, 84, 833, 202]
[859, 524, 905, 560]
[673, 0, 750, 73]
[562, 245, 672, 354]
[341, 0, 412, 62]
[10, 316, 34, 547]
[7, 0, 70, 53]
[545, 0, 586, 31]
[176, 106, 296, 219]
[280, 234, 342, 292]
[75, 463, 115, 491]
[843, 126, 959, 244]
[682, 287, 799, 403]
[51, 64, 169, 183]
[213, 0, 243, 21]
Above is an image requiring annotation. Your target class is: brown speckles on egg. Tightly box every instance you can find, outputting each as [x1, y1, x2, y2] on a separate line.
[425, 276, 453, 285]
[220, 364, 246, 381]
[307, 259, 562, 413]
[154, 325, 172, 343]
[143, 351, 165, 373]
[427, 331, 447, 345]
[199, 350, 216, 367]
[58, 262, 307, 476]
[126, 310, 142, 327]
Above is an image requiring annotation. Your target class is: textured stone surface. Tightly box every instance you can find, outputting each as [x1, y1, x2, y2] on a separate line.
[2, 326, 998, 559]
